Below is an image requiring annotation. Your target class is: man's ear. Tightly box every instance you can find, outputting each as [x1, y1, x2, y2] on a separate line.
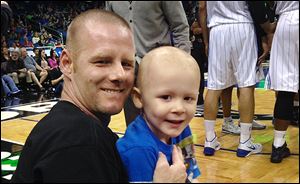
[132, 87, 143, 109]
[59, 49, 73, 78]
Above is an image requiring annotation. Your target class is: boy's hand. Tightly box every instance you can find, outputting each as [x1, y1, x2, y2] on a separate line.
[153, 145, 186, 183]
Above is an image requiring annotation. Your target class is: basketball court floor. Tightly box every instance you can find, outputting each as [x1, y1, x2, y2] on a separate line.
[1, 81, 299, 182]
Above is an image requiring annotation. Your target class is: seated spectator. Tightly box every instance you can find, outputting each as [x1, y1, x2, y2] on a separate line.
[22, 37, 33, 47]
[37, 49, 51, 70]
[33, 47, 40, 64]
[39, 34, 47, 46]
[11, 42, 20, 53]
[6, 50, 32, 86]
[21, 47, 48, 86]
[1, 46, 10, 63]
[37, 48, 63, 95]
[46, 34, 56, 46]
[48, 49, 59, 69]
[32, 31, 40, 47]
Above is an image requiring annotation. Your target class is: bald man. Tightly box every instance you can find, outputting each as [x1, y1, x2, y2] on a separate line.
[12, 10, 187, 183]
[117, 46, 201, 182]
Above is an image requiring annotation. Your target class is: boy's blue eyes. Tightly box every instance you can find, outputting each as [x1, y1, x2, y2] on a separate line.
[160, 95, 171, 100]
[184, 97, 193, 101]
[159, 96, 194, 102]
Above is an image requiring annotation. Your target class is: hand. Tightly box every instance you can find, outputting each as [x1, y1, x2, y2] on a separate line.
[153, 145, 187, 183]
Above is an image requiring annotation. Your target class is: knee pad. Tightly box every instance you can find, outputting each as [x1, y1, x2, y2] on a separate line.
[274, 91, 295, 121]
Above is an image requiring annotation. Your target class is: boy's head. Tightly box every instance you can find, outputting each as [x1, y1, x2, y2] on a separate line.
[132, 46, 200, 143]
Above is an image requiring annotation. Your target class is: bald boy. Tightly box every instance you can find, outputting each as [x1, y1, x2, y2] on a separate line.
[117, 46, 201, 182]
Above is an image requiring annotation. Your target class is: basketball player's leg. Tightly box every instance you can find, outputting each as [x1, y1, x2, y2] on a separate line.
[271, 91, 295, 163]
[233, 23, 262, 157]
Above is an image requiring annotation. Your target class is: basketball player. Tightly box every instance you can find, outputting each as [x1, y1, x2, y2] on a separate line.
[269, 1, 299, 163]
[199, 1, 265, 157]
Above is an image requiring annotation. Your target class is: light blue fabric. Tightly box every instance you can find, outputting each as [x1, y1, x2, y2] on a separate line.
[2, 74, 20, 96]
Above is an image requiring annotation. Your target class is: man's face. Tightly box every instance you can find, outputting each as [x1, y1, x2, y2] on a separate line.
[11, 52, 19, 61]
[34, 49, 39, 56]
[70, 22, 135, 115]
[21, 48, 27, 58]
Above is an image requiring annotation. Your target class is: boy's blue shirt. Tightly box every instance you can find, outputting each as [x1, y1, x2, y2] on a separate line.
[116, 115, 200, 182]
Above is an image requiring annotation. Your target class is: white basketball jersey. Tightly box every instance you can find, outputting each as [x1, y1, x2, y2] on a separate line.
[276, 1, 299, 15]
[206, 1, 253, 28]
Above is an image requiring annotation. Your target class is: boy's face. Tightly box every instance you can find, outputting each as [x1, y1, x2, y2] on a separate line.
[140, 61, 199, 144]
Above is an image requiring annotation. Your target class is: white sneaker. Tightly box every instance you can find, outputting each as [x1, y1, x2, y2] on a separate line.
[222, 119, 240, 135]
[252, 120, 266, 130]
[194, 104, 204, 117]
[194, 111, 203, 117]
[204, 136, 221, 156]
[238, 119, 266, 130]
[237, 138, 262, 157]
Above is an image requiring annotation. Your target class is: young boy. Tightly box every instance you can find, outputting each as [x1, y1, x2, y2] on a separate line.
[116, 46, 201, 182]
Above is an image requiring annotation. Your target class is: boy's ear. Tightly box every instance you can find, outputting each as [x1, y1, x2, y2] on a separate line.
[132, 87, 143, 109]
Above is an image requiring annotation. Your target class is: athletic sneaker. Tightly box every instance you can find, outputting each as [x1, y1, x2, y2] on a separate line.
[271, 142, 291, 163]
[194, 110, 203, 117]
[222, 119, 240, 135]
[252, 120, 266, 130]
[204, 136, 221, 156]
[238, 120, 266, 130]
[194, 104, 204, 117]
[236, 138, 262, 157]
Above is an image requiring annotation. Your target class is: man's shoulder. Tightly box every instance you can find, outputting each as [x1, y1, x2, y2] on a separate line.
[40, 101, 94, 128]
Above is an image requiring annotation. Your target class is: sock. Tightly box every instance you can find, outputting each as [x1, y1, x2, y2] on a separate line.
[223, 116, 233, 124]
[240, 122, 252, 143]
[273, 130, 286, 148]
[204, 120, 216, 141]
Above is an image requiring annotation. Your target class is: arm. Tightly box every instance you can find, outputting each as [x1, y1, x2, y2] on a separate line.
[35, 61, 44, 71]
[51, 74, 63, 86]
[162, 1, 191, 54]
[198, 1, 209, 56]
[257, 35, 269, 66]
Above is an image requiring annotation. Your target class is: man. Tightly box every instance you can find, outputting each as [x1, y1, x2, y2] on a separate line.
[106, 1, 191, 125]
[269, 1, 299, 163]
[12, 9, 187, 183]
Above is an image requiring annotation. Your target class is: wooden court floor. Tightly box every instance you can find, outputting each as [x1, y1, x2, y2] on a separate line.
[1, 89, 299, 182]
